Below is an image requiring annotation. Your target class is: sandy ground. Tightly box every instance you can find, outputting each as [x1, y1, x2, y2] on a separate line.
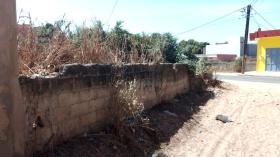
[162, 81, 280, 157]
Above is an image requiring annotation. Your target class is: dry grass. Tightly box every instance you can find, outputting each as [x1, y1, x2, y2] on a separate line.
[111, 79, 144, 123]
[17, 16, 162, 76]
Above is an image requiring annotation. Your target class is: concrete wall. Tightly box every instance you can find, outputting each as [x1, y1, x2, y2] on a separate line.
[19, 63, 191, 154]
[211, 61, 256, 72]
[0, 0, 25, 156]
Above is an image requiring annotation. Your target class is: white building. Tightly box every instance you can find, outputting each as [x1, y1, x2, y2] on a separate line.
[206, 37, 242, 57]
[204, 37, 256, 61]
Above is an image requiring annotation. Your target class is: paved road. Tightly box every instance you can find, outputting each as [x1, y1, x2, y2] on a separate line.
[216, 74, 280, 84]
[162, 81, 280, 157]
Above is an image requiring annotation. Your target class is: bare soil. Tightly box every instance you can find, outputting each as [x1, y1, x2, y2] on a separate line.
[162, 81, 280, 157]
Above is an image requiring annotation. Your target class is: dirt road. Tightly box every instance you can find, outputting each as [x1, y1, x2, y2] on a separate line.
[162, 81, 280, 157]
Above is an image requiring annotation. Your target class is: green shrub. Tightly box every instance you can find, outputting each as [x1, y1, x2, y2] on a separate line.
[196, 57, 209, 76]
[176, 51, 198, 72]
[234, 57, 242, 72]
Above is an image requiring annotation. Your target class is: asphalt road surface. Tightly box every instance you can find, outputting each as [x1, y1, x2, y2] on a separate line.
[216, 74, 280, 84]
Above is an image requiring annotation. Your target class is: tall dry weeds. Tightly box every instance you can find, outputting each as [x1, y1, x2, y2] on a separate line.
[17, 14, 163, 75]
[109, 77, 146, 153]
[111, 79, 144, 124]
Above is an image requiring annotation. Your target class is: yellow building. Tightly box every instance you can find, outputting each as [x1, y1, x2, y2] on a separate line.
[250, 29, 280, 72]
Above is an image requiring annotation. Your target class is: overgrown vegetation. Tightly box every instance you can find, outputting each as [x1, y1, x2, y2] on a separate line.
[109, 78, 157, 156]
[196, 57, 210, 76]
[17, 15, 209, 75]
[111, 79, 144, 134]
[234, 57, 242, 72]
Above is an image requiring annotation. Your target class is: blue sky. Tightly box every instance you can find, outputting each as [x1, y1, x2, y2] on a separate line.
[16, 0, 280, 43]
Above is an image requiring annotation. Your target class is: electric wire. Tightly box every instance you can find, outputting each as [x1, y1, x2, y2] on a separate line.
[176, 7, 244, 35]
[106, 0, 120, 24]
[250, 0, 259, 6]
[252, 16, 262, 28]
[252, 7, 276, 29]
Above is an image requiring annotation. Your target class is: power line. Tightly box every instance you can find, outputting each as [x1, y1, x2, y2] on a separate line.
[106, 0, 119, 24]
[252, 16, 262, 28]
[252, 7, 276, 29]
[176, 7, 244, 35]
[250, 0, 259, 6]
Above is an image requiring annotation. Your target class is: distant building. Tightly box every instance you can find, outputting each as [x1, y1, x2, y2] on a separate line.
[204, 37, 256, 62]
[250, 29, 280, 72]
[17, 24, 32, 36]
[240, 37, 257, 57]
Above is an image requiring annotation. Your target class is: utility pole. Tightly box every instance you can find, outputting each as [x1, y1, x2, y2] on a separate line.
[241, 5, 251, 74]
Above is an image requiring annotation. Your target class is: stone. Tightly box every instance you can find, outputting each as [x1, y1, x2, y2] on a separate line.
[215, 114, 233, 123]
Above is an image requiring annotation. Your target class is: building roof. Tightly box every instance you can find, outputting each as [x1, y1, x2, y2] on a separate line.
[250, 29, 280, 41]
[17, 24, 32, 31]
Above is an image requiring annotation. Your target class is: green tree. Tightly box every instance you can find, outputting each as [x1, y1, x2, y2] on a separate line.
[92, 20, 106, 42]
[178, 39, 209, 55]
[34, 23, 55, 44]
[161, 33, 178, 63]
[37, 23, 55, 38]
[110, 21, 132, 52]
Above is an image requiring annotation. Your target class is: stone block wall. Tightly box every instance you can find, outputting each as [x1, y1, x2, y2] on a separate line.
[19, 63, 191, 154]
[210, 61, 256, 72]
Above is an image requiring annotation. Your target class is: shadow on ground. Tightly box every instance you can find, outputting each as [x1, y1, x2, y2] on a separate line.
[33, 89, 215, 157]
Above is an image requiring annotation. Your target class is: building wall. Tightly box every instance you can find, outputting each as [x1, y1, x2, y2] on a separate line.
[206, 37, 241, 57]
[206, 37, 257, 58]
[256, 36, 280, 72]
[19, 63, 191, 154]
[0, 0, 25, 156]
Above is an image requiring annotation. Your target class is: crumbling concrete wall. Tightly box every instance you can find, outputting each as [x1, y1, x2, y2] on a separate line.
[19, 63, 191, 154]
